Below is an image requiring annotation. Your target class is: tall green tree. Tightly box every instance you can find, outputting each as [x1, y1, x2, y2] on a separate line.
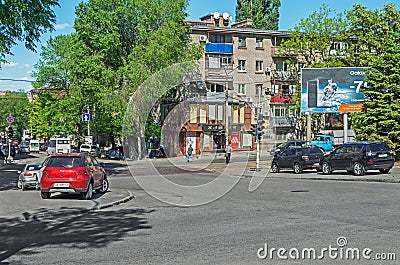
[235, 0, 281, 30]
[348, 4, 400, 153]
[0, 0, 60, 65]
[31, 0, 202, 142]
[0, 91, 29, 140]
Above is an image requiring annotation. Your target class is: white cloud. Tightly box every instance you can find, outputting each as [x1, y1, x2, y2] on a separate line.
[2, 62, 30, 69]
[55, 23, 71, 30]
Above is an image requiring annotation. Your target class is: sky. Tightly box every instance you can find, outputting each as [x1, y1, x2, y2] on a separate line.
[0, 0, 395, 92]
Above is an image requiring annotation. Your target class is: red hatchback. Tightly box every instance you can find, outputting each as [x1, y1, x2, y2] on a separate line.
[40, 153, 108, 199]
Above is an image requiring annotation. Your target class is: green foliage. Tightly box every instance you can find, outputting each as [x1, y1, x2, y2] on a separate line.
[31, 0, 202, 142]
[0, 0, 59, 65]
[0, 92, 30, 140]
[279, 4, 347, 67]
[350, 4, 400, 153]
[235, 0, 281, 30]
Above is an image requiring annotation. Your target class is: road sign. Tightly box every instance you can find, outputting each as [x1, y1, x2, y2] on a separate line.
[6, 116, 14, 123]
[82, 113, 91, 122]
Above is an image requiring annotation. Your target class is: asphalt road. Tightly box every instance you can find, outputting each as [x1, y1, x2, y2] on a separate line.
[1, 152, 400, 264]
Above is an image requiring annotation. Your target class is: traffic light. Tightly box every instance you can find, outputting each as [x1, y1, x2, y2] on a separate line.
[251, 124, 257, 136]
[7, 126, 14, 139]
[257, 120, 264, 140]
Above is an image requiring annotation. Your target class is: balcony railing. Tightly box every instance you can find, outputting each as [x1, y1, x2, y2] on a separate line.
[205, 43, 233, 53]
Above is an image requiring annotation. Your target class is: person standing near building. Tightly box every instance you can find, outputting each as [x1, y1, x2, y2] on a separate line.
[225, 144, 233, 164]
[186, 144, 193, 162]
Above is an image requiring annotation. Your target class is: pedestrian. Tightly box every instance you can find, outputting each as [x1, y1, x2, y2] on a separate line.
[225, 144, 233, 164]
[186, 144, 193, 162]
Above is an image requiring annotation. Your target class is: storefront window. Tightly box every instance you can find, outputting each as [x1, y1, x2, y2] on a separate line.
[203, 133, 211, 149]
[242, 133, 252, 147]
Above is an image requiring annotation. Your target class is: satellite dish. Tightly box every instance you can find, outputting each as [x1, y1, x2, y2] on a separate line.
[213, 12, 220, 19]
[223, 12, 230, 20]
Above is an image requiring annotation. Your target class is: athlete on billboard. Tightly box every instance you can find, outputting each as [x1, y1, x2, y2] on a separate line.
[321, 79, 338, 101]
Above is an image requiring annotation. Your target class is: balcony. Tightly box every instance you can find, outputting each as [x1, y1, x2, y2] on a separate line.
[270, 95, 293, 104]
[205, 43, 233, 53]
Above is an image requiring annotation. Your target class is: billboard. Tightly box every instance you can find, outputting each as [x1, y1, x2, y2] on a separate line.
[301, 67, 368, 113]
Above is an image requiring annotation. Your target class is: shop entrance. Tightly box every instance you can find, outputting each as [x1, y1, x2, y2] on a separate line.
[213, 133, 226, 151]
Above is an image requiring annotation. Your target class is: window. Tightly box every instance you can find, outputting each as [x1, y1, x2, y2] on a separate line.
[190, 105, 197, 123]
[255, 84, 263, 95]
[238, 84, 246, 94]
[217, 105, 224, 121]
[256, 38, 263, 48]
[208, 55, 232, 69]
[238, 37, 246, 47]
[256, 61, 264, 72]
[238, 60, 246, 71]
[233, 105, 239, 123]
[208, 105, 216, 124]
[240, 106, 245, 123]
[242, 133, 252, 147]
[199, 105, 207, 123]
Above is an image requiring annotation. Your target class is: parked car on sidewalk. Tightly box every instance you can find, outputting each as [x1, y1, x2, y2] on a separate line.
[106, 146, 124, 160]
[40, 153, 108, 199]
[17, 163, 43, 190]
[319, 141, 395, 176]
[271, 146, 325, 174]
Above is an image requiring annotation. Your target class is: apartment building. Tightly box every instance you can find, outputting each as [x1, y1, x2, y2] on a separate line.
[185, 12, 299, 144]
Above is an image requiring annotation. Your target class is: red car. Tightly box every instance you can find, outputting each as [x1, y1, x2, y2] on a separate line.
[40, 153, 108, 199]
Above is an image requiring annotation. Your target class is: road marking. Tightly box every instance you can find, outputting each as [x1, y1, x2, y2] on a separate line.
[1, 169, 19, 172]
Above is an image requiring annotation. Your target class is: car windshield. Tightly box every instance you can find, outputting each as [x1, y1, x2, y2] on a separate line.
[26, 164, 41, 171]
[368, 143, 388, 152]
[46, 157, 83, 168]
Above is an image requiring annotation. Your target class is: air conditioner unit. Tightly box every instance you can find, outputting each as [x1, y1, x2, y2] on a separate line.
[199, 35, 207, 42]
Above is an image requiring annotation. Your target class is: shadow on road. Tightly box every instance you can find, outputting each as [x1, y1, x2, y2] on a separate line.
[0, 207, 154, 263]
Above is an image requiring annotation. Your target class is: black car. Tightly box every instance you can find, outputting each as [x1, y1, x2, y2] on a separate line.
[271, 146, 324, 174]
[319, 141, 395, 176]
[270, 140, 306, 155]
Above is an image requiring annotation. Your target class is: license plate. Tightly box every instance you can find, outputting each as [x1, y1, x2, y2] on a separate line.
[54, 183, 69, 188]
[378, 154, 388, 158]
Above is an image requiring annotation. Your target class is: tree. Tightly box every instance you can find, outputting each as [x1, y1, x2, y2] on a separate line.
[235, 0, 281, 30]
[0, 91, 30, 140]
[31, 0, 203, 143]
[0, 0, 60, 65]
[348, 4, 400, 154]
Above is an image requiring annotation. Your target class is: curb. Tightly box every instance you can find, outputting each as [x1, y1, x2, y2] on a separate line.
[92, 190, 135, 210]
[246, 175, 400, 184]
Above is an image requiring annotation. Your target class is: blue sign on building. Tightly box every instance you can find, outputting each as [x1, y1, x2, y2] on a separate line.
[82, 113, 91, 122]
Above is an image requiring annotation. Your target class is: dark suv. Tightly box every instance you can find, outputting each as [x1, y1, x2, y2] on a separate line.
[270, 140, 306, 155]
[271, 146, 324, 174]
[320, 141, 395, 176]
[40, 153, 108, 199]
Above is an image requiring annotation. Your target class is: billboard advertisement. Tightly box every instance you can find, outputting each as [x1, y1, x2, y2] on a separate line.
[301, 67, 368, 113]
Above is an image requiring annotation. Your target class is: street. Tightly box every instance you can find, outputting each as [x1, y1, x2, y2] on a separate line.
[1, 152, 400, 264]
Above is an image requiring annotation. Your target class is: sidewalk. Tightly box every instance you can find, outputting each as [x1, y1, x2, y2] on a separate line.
[146, 151, 400, 184]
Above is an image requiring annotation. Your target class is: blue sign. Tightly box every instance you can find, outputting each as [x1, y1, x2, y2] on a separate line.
[6, 116, 14, 123]
[301, 67, 368, 113]
[82, 113, 91, 122]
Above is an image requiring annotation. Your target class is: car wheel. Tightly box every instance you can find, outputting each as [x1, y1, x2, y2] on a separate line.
[17, 180, 22, 189]
[321, 162, 332, 175]
[270, 163, 279, 173]
[95, 178, 109, 194]
[41, 191, 51, 199]
[293, 162, 302, 174]
[379, 168, 390, 174]
[82, 182, 93, 200]
[353, 162, 365, 176]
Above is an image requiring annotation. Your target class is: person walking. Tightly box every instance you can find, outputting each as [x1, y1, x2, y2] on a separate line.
[186, 144, 193, 162]
[225, 144, 233, 164]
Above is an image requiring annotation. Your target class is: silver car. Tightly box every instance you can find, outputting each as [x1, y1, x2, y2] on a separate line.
[17, 163, 43, 190]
